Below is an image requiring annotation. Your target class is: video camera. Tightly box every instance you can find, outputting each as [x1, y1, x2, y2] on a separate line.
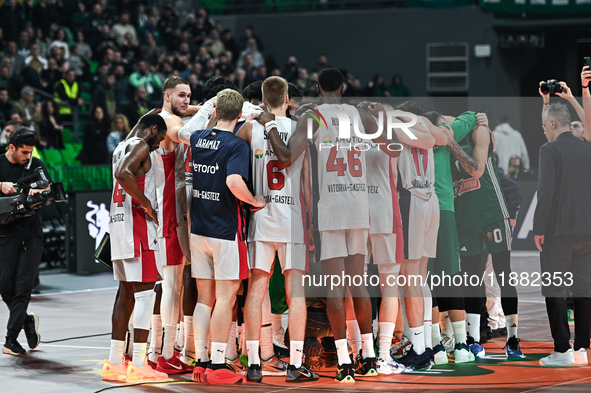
[540, 79, 563, 95]
[0, 167, 66, 224]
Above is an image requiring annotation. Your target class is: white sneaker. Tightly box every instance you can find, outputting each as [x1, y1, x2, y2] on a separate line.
[376, 357, 404, 375]
[539, 349, 575, 366]
[441, 333, 455, 354]
[454, 343, 475, 363]
[573, 348, 588, 365]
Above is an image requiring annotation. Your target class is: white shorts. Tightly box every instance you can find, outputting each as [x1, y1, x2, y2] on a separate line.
[249, 241, 307, 273]
[320, 228, 368, 261]
[403, 195, 439, 260]
[366, 233, 398, 265]
[113, 249, 162, 283]
[190, 233, 249, 280]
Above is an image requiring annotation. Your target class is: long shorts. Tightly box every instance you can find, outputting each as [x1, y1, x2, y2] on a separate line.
[113, 249, 162, 283]
[190, 233, 249, 280]
[458, 218, 512, 257]
[249, 241, 307, 273]
[320, 228, 368, 261]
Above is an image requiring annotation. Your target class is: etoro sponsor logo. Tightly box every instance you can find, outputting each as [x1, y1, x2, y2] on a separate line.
[193, 162, 219, 174]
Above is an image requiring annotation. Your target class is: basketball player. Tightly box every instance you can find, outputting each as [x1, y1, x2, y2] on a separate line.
[177, 88, 266, 384]
[236, 76, 318, 382]
[263, 68, 401, 382]
[101, 113, 169, 383]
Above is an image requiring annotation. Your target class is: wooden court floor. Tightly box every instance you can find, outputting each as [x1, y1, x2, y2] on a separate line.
[1, 254, 590, 393]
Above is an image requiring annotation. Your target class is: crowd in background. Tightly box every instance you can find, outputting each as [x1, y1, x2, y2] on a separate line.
[0, 0, 412, 165]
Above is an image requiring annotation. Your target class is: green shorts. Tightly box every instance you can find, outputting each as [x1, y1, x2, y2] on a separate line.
[269, 256, 288, 315]
[429, 210, 460, 276]
[458, 218, 512, 257]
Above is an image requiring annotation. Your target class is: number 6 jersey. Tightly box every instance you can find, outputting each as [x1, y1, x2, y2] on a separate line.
[248, 117, 305, 244]
[110, 137, 159, 260]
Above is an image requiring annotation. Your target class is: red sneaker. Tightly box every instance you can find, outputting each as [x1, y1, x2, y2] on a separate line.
[191, 360, 209, 382]
[147, 358, 157, 369]
[203, 363, 244, 385]
[156, 355, 193, 374]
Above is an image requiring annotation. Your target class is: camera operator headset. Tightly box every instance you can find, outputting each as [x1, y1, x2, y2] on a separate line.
[0, 126, 50, 356]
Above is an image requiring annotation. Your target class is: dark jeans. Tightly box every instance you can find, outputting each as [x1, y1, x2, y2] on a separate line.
[0, 235, 43, 339]
[540, 234, 591, 352]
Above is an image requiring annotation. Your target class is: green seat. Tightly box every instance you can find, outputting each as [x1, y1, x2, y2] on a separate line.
[43, 150, 64, 167]
[61, 144, 82, 165]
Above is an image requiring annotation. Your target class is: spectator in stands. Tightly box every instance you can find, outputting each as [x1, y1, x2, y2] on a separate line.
[140, 32, 161, 65]
[84, 3, 107, 48]
[31, 0, 53, 37]
[40, 57, 62, 94]
[49, 28, 70, 60]
[106, 113, 130, 155]
[0, 0, 24, 42]
[365, 73, 390, 97]
[388, 73, 411, 97]
[4, 41, 26, 77]
[112, 65, 129, 109]
[187, 73, 205, 104]
[34, 28, 50, 59]
[72, 1, 88, 31]
[294, 67, 312, 96]
[54, 69, 84, 116]
[25, 44, 48, 73]
[74, 30, 93, 63]
[128, 60, 162, 103]
[67, 45, 86, 80]
[0, 120, 20, 151]
[135, 3, 148, 30]
[312, 54, 330, 72]
[238, 38, 265, 69]
[203, 29, 225, 58]
[283, 56, 299, 82]
[157, 2, 178, 49]
[39, 100, 64, 150]
[12, 86, 42, 143]
[138, 14, 160, 45]
[507, 155, 523, 180]
[49, 46, 67, 72]
[80, 105, 109, 165]
[239, 25, 264, 52]
[110, 12, 138, 47]
[123, 86, 149, 127]
[119, 32, 141, 64]
[92, 72, 118, 119]
[17, 31, 32, 59]
[217, 51, 234, 77]
[492, 115, 530, 175]
[0, 88, 12, 129]
[221, 29, 240, 63]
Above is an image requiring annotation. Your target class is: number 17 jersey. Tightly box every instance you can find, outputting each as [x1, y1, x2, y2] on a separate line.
[248, 117, 305, 244]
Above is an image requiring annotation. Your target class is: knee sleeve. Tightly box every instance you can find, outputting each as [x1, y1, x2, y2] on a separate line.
[133, 289, 156, 331]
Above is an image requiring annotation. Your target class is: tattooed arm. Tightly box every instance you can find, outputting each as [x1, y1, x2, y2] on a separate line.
[440, 125, 483, 178]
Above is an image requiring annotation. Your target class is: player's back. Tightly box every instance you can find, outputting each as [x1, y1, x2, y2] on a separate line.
[397, 118, 435, 200]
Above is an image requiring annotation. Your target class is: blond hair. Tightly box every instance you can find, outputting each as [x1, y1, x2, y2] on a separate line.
[262, 76, 288, 109]
[216, 89, 244, 120]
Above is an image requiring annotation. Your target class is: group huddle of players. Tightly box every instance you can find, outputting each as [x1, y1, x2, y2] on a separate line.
[101, 68, 523, 385]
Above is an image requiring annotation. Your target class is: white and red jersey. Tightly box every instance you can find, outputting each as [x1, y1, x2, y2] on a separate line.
[110, 137, 158, 259]
[397, 118, 435, 200]
[248, 117, 305, 244]
[315, 103, 369, 231]
[153, 142, 189, 237]
[365, 144, 399, 235]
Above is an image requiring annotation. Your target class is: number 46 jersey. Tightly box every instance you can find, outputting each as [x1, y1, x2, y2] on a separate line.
[110, 137, 159, 260]
[248, 117, 305, 244]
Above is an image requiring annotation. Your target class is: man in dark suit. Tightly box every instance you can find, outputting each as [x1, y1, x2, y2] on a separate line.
[534, 102, 591, 366]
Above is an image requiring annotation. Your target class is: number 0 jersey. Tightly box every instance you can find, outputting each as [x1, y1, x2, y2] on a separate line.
[315, 103, 369, 231]
[110, 137, 159, 259]
[248, 117, 305, 244]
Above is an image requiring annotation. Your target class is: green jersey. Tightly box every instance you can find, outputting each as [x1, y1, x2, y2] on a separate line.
[433, 111, 477, 212]
[451, 130, 509, 231]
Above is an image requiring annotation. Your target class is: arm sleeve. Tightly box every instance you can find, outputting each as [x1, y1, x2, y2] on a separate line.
[533, 144, 556, 236]
[226, 139, 250, 181]
[178, 102, 214, 144]
[450, 111, 477, 143]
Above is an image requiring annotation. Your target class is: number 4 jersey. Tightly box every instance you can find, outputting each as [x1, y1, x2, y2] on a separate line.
[248, 117, 305, 244]
[110, 137, 159, 260]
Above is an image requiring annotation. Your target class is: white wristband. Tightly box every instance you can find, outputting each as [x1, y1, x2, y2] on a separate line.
[265, 120, 278, 133]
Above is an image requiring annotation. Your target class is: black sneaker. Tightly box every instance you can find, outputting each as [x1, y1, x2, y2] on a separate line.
[303, 337, 324, 372]
[398, 348, 432, 371]
[355, 351, 378, 376]
[2, 337, 27, 356]
[246, 363, 263, 383]
[286, 364, 319, 382]
[335, 362, 355, 383]
[23, 313, 40, 349]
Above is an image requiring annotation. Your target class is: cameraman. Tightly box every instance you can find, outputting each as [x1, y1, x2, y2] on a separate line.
[0, 128, 48, 356]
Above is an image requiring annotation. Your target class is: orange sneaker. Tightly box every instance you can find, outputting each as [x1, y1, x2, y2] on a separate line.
[156, 355, 194, 374]
[101, 360, 128, 382]
[126, 361, 168, 383]
[191, 360, 209, 382]
[203, 363, 244, 385]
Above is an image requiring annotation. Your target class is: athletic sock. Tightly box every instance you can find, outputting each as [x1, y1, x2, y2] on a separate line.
[182, 316, 195, 361]
[290, 340, 304, 368]
[246, 340, 261, 366]
[361, 332, 374, 359]
[193, 303, 212, 362]
[409, 326, 425, 355]
[466, 313, 481, 342]
[162, 324, 176, 359]
[378, 322, 395, 360]
[211, 342, 227, 364]
[132, 342, 148, 368]
[109, 339, 125, 365]
[346, 319, 361, 355]
[149, 314, 162, 363]
[432, 323, 442, 347]
[335, 338, 350, 365]
[506, 314, 518, 338]
[451, 320, 467, 345]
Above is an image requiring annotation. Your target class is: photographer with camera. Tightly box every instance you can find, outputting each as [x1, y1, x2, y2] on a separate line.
[539, 79, 587, 142]
[0, 128, 49, 356]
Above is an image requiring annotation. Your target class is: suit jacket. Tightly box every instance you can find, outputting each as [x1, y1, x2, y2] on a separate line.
[534, 132, 591, 238]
